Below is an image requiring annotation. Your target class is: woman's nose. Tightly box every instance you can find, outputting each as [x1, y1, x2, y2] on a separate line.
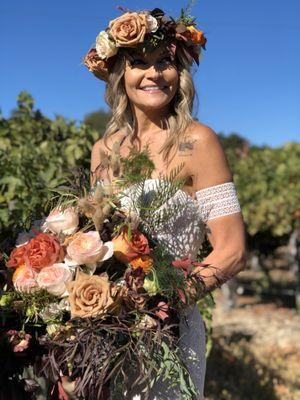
[145, 63, 162, 79]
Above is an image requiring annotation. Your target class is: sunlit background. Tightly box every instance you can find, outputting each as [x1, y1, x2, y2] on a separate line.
[1, 0, 299, 145]
[1, 1, 300, 399]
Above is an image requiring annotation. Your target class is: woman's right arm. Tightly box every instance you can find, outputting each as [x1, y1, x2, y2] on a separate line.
[90, 138, 104, 188]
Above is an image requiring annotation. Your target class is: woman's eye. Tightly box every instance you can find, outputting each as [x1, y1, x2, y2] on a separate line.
[159, 57, 172, 64]
[131, 59, 146, 66]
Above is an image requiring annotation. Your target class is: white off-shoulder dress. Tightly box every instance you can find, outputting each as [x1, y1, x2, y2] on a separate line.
[114, 179, 241, 400]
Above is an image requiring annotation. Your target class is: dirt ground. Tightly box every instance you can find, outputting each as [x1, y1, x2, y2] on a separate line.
[204, 290, 300, 400]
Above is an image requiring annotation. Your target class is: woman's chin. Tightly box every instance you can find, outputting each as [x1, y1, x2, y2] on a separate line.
[136, 98, 172, 112]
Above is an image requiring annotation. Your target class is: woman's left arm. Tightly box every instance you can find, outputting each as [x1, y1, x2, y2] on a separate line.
[186, 123, 247, 293]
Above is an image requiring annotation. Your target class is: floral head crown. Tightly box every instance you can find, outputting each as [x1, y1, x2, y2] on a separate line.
[83, 7, 207, 82]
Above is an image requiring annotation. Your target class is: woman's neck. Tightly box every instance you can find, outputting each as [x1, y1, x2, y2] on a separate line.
[131, 105, 169, 139]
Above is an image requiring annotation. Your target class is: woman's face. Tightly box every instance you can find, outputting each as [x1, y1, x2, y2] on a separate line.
[123, 45, 179, 113]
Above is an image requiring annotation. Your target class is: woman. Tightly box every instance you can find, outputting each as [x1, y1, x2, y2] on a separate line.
[85, 8, 246, 399]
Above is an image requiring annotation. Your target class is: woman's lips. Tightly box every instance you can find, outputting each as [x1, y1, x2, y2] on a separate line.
[140, 86, 167, 94]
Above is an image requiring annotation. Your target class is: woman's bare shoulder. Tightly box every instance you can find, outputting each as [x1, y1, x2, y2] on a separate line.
[185, 121, 220, 147]
[183, 121, 232, 188]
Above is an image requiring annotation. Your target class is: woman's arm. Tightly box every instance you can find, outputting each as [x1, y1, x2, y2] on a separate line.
[186, 123, 247, 293]
[90, 138, 103, 187]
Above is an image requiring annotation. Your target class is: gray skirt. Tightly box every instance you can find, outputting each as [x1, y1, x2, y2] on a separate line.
[125, 305, 207, 400]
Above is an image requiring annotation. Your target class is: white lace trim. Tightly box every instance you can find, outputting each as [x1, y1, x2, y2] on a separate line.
[195, 182, 241, 222]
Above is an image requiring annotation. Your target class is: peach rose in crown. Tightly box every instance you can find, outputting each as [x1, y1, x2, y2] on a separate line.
[112, 227, 150, 264]
[66, 231, 114, 266]
[43, 207, 79, 236]
[37, 263, 73, 297]
[109, 12, 148, 47]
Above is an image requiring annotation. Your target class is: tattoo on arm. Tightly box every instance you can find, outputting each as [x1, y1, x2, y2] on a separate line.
[178, 139, 197, 156]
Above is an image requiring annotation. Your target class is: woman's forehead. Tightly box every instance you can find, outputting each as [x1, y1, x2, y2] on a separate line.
[127, 44, 174, 59]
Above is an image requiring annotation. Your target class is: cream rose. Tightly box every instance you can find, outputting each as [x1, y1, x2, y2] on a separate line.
[95, 30, 118, 59]
[36, 263, 73, 297]
[67, 271, 115, 318]
[43, 208, 79, 236]
[146, 15, 158, 33]
[66, 231, 114, 266]
[109, 12, 147, 47]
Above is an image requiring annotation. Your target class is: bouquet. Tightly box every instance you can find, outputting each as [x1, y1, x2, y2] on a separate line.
[0, 148, 213, 399]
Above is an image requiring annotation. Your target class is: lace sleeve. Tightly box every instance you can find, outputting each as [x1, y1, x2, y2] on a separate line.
[195, 182, 241, 222]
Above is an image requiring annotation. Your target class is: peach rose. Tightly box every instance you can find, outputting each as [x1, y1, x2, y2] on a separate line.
[67, 271, 115, 318]
[112, 227, 150, 263]
[66, 231, 114, 266]
[109, 12, 147, 47]
[12, 265, 39, 293]
[37, 263, 73, 297]
[83, 48, 109, 81]
[130, 255, 153, 274]
[24, 232, 61, 271]
[43, 207, 79, 236]
[7, 245, 27, 269]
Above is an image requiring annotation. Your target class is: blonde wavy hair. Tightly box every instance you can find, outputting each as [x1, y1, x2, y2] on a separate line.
[103, 43, 196, 161]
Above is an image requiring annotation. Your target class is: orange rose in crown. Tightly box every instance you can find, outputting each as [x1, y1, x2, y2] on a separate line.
[186, 26, 207, 47]
[112, 227, 150, 264]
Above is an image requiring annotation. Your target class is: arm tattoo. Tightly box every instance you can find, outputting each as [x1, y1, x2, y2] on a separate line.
[178, 139, 197, 156]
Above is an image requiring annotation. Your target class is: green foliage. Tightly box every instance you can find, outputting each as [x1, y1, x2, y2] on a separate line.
[120, 148, 155, 185]
[0, 91, 99, 241]
[233, 143, 300, 236]
[83, 108, 111, 135]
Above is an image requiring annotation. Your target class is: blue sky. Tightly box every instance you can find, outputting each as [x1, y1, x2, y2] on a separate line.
[1, 0, 299, 146]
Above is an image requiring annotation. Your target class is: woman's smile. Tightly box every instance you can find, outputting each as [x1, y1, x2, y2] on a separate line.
[139, 85, 168, 94]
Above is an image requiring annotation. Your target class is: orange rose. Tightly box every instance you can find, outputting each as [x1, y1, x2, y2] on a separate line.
[24, 232, 61, 271]
[109, 12, 147, 47]
[130, 255, 153, 274]
[67, 271, 115, 318]
[7, 245, 27, 268]
[112, 227, 150, 263]
[186, 26, 207, 47]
